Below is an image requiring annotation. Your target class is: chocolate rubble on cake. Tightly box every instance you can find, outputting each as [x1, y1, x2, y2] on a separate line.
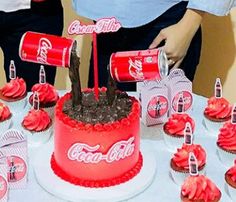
[63, 90, 132, 124]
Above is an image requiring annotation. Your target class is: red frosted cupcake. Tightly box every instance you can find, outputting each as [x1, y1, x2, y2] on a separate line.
[0, 77, 27, 111]
[181, 175, 221, 202]
[163, 113, 195, 151]
[22, 108, 52, 146]
[225, 160, 236, 200]
[217, 121, 236, 168]
[0, 102, 12, 132]
[170, 143, 206, 185]
[29, 83, 59, 118]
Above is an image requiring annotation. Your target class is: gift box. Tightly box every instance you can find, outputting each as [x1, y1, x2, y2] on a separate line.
[137, 80, 169, 126]
[0, 129, 28, 189]
[166, 69, 193, 116]
[0, 152, 8, 202]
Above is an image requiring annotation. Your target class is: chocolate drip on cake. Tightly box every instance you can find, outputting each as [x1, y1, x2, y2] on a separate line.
[69, 41, 82, 107]
[106, 65, 117, 105]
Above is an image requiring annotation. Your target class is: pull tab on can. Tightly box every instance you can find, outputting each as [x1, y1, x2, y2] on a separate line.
[109, 48, 168, 82]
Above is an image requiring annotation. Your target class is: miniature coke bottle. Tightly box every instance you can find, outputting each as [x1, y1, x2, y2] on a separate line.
[231, 104, 236, 124]
[189, 152, 199, 176]
[184, 122, 193, 145]
[214, 78, 222, 98]
[9, 60, 16, 80]
[177, 93, 184, 113]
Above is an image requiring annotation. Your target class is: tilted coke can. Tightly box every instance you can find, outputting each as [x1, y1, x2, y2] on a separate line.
[109, 48, 168, 82]
[19, 31, 75, 67]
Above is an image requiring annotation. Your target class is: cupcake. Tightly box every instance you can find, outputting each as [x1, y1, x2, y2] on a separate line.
[217, 121, 236, 168]
[163, 113, 195, 151]
[170, 143, 206, 185]
[0, 77, 27, 111]
[225, 160, 236, 200]
[181, 175, 221, 202]
[0, 102, 12, 132]
[22, 108, 52, 146]
[29, 83, 59, 118]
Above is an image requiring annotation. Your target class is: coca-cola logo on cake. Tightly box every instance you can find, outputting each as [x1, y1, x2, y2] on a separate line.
[37, 38, 52, 64]
[128, 58, 144, 81]
[147, 95, 168, 118]
[7, 156, 27, 182]
[0, 176, 7, 199]
[172, 91, 193, 112]
[67, 137, 135, 164]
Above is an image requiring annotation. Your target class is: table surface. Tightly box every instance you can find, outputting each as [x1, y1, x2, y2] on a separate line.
[7, 92, 233, 202]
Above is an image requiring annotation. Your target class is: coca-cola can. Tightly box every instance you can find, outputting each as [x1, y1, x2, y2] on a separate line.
[109, 48, 168, 82]
[19, 31, 75, 67]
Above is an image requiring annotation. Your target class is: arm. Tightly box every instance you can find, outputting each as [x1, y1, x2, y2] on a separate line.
[149, 9, 204, 68]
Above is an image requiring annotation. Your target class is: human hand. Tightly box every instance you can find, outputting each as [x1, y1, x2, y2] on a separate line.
[149, 9, 204, 69]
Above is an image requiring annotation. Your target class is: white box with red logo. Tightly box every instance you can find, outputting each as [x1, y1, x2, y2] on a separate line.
[0, 152, 8, 202]
[0, 129, 28, 189]
[137, 80, 169, 126]
[165, 69, 193, 116]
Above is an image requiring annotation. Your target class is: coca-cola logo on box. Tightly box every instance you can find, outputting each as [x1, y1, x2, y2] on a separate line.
[0, 176, 7, 200]
[7, 156, 27, 182]
[147, 95, 168, 118]
[172, 91, 193, 112]
[68, 137, 135, 164]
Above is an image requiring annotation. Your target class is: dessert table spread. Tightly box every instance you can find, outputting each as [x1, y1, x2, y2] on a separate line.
[7, 91, 233, 202]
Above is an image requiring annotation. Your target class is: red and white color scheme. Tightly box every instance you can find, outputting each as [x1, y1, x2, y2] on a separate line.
[51, 91, 142, 188]
[166, 69, 193, 115]
[19, 31, 75, 67]
[0, 153, 8, 202]
[0, 129, 27, 189]
[110, 48, 168, 82]
[137, 80, 169, 126]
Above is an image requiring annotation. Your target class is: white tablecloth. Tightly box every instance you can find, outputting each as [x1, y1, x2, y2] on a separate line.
[7, 92, 233, 202]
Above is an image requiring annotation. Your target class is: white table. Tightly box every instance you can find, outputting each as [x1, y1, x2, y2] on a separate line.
[8, 92, 233, 202]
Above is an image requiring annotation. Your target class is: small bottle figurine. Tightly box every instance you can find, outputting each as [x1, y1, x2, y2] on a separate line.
[39, 65, 46, 84]
[9, 156, 16, 181]
[9, 60, 16, 80]
[231, 104, 236, 124]
[177, 93, 184, 113]
[184, 122, 193, 145]
[214, 78, 222, 98]
[189, 152, 199, 176]
[33, 91, 40, 110]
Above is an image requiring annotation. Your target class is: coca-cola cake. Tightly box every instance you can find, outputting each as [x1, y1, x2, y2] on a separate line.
[51, 87, 142, 187]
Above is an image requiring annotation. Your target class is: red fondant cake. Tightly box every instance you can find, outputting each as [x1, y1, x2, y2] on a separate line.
[51, 92, 142, 188]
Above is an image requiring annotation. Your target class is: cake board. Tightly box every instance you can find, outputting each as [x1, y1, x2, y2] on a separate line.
[33, 142, 157, 202]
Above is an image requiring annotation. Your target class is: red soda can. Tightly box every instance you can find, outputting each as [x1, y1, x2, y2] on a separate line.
[109, 48, 168, 82]
[19, 31, 75, 67]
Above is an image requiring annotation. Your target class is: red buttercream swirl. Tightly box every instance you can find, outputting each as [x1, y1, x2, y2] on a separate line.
[226, 160, 236, 183]
[181, 175, 221, 202]
[204, 97, 231, 119]
[217, 122, 236, 151]
[164, 113, 195, 136]
[1, 77, 26, 98]
[22, 109, 51, 131]
[55, 91, 140, 132]
[51, 152, 143, 188]
[172, 144, 206, 170]
[0, 103, 11, 121]
[31, 83, 58, 104]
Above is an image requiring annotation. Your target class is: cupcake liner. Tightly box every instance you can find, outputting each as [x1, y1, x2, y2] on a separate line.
[226, 183, 236, 201]
[203, 117, 225, 135]
[1, 97, 27, 112]
[217, 146, 236, 168]
[170, 166, 206, 185]
[22, 125, 52, 147]
[162, 131, 184, 152]
[0, 117, 12, 136]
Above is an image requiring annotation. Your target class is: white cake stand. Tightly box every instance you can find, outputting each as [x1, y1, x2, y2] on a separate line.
[33, 142, 157, 202]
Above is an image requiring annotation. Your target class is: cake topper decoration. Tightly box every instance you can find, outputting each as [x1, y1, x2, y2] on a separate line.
[33, 91, 40, 110]
[189, 152, 199, 176]
[68, 17, 121, 101]
[177, 93, 184, 113]
[39, 65, 46, 84]
[231, 104, 236, 124]
[214, 78, 222, 98]
[184, 122, 193, 145]
[9, 60, 16, 80]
